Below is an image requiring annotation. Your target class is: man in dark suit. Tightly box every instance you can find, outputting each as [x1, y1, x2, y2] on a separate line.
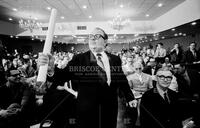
[38, 27, 136, 128]
[170, 43, 183, 64]
[182, 42, 200, 64]
[140, 67, 183, 128]
[174, 63, 200, 126]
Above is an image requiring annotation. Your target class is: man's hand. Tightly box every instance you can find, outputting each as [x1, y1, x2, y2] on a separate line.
[128, 99, 137, 108]
[57, 81, 78, 98]
[37, 53, 50, 67]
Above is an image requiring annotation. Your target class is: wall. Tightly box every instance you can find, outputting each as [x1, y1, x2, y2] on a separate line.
[17, 20, 155, 37]
[0, 20, 24, 35]
[154, 0, 200, 32]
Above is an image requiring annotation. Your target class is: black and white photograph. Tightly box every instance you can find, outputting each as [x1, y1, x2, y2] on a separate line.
[0, 0, 200, 128]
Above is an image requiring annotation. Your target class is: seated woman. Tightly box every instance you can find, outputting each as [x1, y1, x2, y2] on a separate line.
[126, 61, 153, 126]
[127, 62, 153, 99]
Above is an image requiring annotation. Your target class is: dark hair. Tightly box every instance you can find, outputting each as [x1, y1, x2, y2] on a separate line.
[190, 42, 196, 46]
[157, 42, 163, 46]
[156, 67, 173, 75]
[95, 27, 108, 40]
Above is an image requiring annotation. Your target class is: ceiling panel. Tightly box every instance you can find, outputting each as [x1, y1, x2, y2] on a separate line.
[0, 0, 186, 23]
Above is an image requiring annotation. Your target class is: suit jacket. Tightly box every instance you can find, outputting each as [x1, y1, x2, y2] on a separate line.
[175, 69, 200, 125]
[140, 88, 182, 128]
[175, 69, 200, 98]
[58, 50, 134, 128]
[170, 49, 183, 64]
[182, 49, 200, 64]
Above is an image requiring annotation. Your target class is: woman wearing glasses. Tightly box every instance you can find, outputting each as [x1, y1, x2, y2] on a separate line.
[126, 61, 153, 127]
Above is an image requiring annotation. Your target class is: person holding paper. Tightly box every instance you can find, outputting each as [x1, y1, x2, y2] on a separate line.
[38, 27, 136, 128]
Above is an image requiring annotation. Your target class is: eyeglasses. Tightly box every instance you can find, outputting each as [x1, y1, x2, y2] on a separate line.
[135, 68, 142, 70]
[89, 34, 105, 40]
[157, 75, 173, 81]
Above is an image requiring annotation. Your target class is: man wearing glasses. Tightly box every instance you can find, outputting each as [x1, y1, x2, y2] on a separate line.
[38, 27, 135, 128]
[140, 67, 183, 128]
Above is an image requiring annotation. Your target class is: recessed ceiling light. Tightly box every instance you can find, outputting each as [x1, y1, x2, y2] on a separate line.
[61, 16, 65, 19]
[47, 7, 51, 10]
[15, 36, 19, 38]
[145, 14, 150, 17]
[171, 28, 175, 31]
[12, 8, 18, 11]
[82, 5, 87, 9]
[183, 33, 186, 36]
[10, 35, 13, 38]
[9, 18, 13, 21]
[158, 3, 163, 7]
[89, 15, 92, 19]
[120, 4, 124, 8]
[179, 32, 182, 35]
[191, 22, 196, 25]
[174, 33, 178, 36]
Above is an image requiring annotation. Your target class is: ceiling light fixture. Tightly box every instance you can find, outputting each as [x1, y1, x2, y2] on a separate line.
[19, 16, 42, 32]
[120, 4, 124, 8]
[108, 13, 130, 31]
[145, 14, 149, 17]
[82, 5, 87, 9]
[158, 3, 163, 7]
[12, 8, 18, 11]
[47, 7, 51, 10]
[191, 22, 196, 25]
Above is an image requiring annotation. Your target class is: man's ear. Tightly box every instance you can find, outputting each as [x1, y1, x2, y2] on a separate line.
[104, 41, 108, 47]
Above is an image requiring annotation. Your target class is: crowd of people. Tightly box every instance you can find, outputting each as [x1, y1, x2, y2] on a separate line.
[0, 27, 200, 128]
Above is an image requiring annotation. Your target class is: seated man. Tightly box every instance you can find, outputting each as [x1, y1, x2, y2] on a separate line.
[140, 67, 189, 128]
[0, 69, 36, 128]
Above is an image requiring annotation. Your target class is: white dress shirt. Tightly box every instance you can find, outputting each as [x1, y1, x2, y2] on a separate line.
[93, 51, 111, 85]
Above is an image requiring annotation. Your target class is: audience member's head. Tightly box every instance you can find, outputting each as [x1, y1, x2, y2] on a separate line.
[133, 62, 143, 74]
[189, 42, 196, 51]
[156, 67, 173, 91]
[173, 63, 186, 75]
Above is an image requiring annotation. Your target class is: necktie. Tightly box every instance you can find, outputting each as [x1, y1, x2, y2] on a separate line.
[164, 92, 170, 104]
[96, 53, 107, 83]
[96, 53, 105, 70]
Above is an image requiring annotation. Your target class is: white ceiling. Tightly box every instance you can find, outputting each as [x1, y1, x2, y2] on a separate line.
[0, 0, 186, 23]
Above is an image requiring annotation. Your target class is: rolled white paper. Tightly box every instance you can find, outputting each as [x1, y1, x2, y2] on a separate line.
[37, 9, 57, 83]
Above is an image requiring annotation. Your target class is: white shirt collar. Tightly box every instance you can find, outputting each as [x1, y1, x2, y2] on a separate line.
[92, 51, 106, 59]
